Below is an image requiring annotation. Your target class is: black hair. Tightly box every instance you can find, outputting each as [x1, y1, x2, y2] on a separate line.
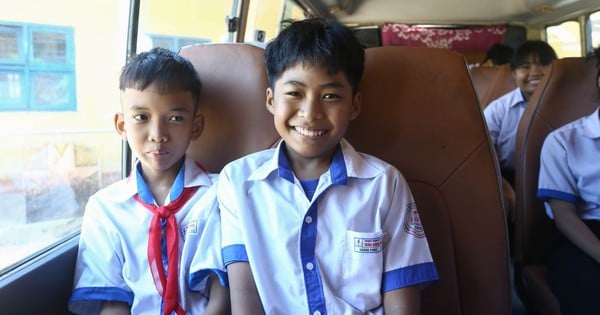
[119, 47, 202, 107]
[510, 40, 557, 70]
[483, 43, 514, 66]
[264, 18, 365, 93]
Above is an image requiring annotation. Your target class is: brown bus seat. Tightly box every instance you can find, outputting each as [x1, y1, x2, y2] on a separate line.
[178, 43, 279, 173]
[345, 46, 510, 315]
[478, 64, 517, 108]
[513, 57, 599, 315]
[469, 65, 499, 107]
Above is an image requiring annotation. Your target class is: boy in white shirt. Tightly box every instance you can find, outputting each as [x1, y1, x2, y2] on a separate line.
[69, 47, 229, 315]
[219, 18, 439, 315]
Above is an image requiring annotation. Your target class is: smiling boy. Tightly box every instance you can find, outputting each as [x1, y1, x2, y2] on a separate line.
[218, 18, 438, 315]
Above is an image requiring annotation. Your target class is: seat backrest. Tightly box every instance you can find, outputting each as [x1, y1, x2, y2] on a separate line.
[479, 64, 517, 107]
[513, 57, 598, 267]
[178, 43, 279, 173]
[345, 46, 510, 315]
[469, 65, 501, 107]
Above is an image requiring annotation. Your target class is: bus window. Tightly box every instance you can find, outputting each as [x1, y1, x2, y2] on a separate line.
[0, 0, 128, 273]
[546, 20, 582, 57]
[590, 11, 600, 50]
[137, 0, 238, 52]
[244, 0, 305, 45]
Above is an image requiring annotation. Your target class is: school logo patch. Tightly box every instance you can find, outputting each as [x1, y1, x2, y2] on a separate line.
[354, 236, 383, 253]
[181, 219, 198, 239]
[404, 202, 425, 238]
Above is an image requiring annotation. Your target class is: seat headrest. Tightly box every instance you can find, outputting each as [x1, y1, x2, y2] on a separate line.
[179, 43, 279, 173]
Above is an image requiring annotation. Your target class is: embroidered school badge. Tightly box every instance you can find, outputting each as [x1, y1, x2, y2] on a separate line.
[404, 202, 425, 238]
[354, 236, 383, 253]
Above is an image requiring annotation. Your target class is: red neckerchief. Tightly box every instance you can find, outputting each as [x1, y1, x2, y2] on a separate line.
[134, 186, 198, 315]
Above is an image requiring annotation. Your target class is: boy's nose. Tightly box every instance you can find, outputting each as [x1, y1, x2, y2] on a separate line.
[149, 121, 168, 143]
[530, 63, 544, 75]
[301, 98, 324, 121]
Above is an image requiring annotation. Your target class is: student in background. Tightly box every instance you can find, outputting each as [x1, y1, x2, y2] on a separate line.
[537, 48, 600, 315]
[69, 47, 229, 315]
[219, 18, 439, 315]
[481, 43, 514, 67]
[484, 40, 557, 186]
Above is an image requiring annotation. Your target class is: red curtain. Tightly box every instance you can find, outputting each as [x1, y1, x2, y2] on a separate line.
[381, 23, 506, 53]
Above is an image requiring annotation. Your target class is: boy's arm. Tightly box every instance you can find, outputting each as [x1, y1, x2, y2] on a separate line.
[204, 273, 231, 315]
[227, 262, 264, 315]
[383, 286, 420, 315]
[99, 301, 130, 315]
[550, 199, 600, 263]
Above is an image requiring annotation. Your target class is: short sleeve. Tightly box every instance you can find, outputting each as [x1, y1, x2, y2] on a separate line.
[381, 172, 439, 291]
[188, 191, 228, 292]
[69, 195, 133, 314]
[537, 132, 578, 218]
[217, 166, 249, 266]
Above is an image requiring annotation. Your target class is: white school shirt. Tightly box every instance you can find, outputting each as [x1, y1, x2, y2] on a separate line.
[69, 156, 226, 315]
[538, 107, 600, 221]
[219, 139, 439, 315]
[484, 87, 527, 171]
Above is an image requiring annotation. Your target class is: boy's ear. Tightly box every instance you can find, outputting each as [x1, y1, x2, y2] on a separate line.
[350, 91, 362, 120]
[266, 87, 275, 114]
[191, 113, 204, 140]
[114, 112, 127, 141]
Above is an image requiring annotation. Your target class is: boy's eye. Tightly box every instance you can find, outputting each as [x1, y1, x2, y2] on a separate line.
[323, 93, 340, 100]
[285, 91, 301, 97]
[169, 116, 184, 122]
[132, 114, 147, 121]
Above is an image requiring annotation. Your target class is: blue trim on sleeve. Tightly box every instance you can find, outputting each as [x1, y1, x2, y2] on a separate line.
[189, 268, 229, 290]
[222, 244, 248, 266]
[382, 262, 439, 292]
[69, 287, 133, 314]
[537, 188, 577, 204]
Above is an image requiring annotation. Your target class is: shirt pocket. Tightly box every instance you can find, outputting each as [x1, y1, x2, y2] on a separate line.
[341, 230, 384, 311]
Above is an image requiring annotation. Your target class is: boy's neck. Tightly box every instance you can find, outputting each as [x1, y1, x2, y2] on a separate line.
[139, 159, 184, 206]
[285, 148, 334, 181]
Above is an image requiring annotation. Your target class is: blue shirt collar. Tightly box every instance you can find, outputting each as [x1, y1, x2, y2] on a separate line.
[135, 161, 185, 204]
[277, 142, 348, 185]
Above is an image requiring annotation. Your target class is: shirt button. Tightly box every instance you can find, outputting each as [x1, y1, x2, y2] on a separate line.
[313, 311, 321, 315]
[305, 216, 313, 224]
[306, 262, 314, 270]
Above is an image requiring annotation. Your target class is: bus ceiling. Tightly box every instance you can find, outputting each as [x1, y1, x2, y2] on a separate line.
[296, 0, 600, 26]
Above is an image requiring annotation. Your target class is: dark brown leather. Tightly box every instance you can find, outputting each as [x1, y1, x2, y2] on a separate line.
[470, 65, 501, 106]
[476, 64, 517, 108]
[345, 46, 510, 315]
[513, 56, 599, 314]
[179, 43, 280, 173]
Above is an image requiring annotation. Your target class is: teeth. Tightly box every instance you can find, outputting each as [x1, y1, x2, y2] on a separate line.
[295, 126, 326, 137]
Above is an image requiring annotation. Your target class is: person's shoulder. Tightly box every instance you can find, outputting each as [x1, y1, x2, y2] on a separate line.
[221, 147, 276, 173]
[90, 177, 130, 201]
[351, 149, 406, 181]
[545, 113, 591, 147]
[488, 87, 521, 108]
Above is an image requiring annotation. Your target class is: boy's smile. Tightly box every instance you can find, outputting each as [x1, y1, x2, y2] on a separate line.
[266, 63, 361, 177]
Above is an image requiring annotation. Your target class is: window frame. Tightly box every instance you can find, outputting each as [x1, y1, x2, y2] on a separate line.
[0, 22, 76, 112]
